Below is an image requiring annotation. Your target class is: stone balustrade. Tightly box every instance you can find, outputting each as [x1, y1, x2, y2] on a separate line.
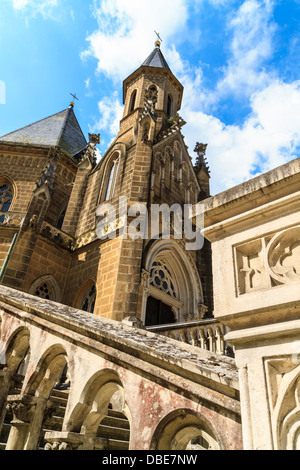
[40, 222, 75, 251]
[147, 319, 230, 356]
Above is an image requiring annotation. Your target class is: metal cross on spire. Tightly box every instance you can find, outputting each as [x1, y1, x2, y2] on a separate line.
[154, 31, 163, 46]
[70, 93, 79, 102]
[70, 93, 79, 107]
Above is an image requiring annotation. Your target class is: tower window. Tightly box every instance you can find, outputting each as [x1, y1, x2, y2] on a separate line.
[167, 94, 173, 117]
[129, 90, 137, 113]
[56, 208, 66, 230]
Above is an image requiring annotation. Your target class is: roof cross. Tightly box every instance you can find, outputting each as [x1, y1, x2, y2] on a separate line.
[70, 93, 79, 102]
[154, 31, 163, 45]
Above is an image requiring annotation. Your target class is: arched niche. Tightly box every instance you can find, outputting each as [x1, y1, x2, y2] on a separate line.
[150, 409, 221, 450]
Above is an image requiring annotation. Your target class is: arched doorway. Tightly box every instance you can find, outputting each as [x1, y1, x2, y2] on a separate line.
[145, 296, 175, 327]
[142, 240, 203, 327]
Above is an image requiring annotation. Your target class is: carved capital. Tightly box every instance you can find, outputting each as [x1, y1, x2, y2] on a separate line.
[6, 401, 36, 424]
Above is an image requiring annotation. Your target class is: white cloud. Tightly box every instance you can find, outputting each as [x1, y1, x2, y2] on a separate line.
[83, 0, 300, 195]
[90, 92, 124, 148]
[183, 80, 300, 194]
[82, 0, 189, 80]
[8, 0, 59, 18]
[216, 0, 277, 98]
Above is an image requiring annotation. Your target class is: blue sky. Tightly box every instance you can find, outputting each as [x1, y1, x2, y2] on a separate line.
[0, 0, 300, 194]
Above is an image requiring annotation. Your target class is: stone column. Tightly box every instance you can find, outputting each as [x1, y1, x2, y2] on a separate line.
[5, 397, 36, 450]
[23, 398, 56, 450]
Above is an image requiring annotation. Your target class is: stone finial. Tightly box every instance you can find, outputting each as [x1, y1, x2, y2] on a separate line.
[194, 142, 208, 156]
[88, 134, 100, 147]
[194, 142, 210, 176]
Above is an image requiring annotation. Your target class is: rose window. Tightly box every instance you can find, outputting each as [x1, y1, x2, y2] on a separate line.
[149, 261, 177, 298]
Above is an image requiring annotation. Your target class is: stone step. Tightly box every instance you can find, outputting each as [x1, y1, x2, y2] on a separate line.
[43, 415, 64, 432]
[101, 414, 130, 430]
[107, 409, 128, 419]
[97, 423, 130, 442]
[106, 438, 130, 451]
[50, 389, 69, 401]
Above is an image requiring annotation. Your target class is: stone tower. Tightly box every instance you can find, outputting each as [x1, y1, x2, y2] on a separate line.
[0, 41, 213, 331]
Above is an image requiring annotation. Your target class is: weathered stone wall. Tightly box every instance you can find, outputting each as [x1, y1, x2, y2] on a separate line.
[201, 157, 300, 450]
[0, 285, 242, 451]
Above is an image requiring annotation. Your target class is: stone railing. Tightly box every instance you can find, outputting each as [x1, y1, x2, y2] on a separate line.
[40, 222, 75, 251]
[0, 211, 25, 228]
[147, 319, 232, 356]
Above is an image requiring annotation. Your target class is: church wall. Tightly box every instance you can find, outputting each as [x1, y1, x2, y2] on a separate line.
[21, 236, 71, 299]
[44, 160, 77, 228]
[0, 148, 49, 214]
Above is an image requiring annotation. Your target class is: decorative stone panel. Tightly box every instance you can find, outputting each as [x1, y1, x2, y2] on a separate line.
[234, 225, 300, 295]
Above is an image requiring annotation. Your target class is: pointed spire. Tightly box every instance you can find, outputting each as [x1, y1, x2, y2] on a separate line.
[142, 39, 170, 70]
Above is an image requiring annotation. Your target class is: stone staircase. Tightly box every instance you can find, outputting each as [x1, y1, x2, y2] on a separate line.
[97, 408, 130, 450]
[0, 375, 130, 450]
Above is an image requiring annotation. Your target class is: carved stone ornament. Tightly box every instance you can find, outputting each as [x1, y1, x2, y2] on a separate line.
[45, 441, 80, 451]
[6, 401, 36, 424]
[266, 226, 300, 285]
[265, 356, 300, 450]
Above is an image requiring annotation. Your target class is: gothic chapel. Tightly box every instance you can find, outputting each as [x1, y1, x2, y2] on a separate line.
[0, 41, 299, 451]
[0, 40, 213, 330]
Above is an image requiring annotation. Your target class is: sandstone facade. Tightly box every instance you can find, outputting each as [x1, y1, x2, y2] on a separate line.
[0, 41, 298, 451]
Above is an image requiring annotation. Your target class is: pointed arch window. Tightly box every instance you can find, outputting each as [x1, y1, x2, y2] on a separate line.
[80, 283, 96, 314]
[56, 208, 66, 230]
[0, 182, 13, 222]
[0, 184, 13, 211]
[29, 275, 61, 302]
[104, 154, 120, 201]
[167, 94, 173, 117]
[129, 90, 137, 113]
[145, 259, 178, 327]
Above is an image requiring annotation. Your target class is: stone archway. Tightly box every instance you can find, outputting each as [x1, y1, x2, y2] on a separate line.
[66, 369, 131, 450]
[150, 409, 221, 451]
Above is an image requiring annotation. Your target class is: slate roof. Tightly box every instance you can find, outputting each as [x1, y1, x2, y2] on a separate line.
[142, 43, 170, 70]
[0, 106, 87, 158]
